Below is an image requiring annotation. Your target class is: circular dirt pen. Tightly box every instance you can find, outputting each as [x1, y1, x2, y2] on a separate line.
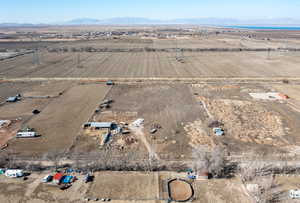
[168, 179, 194, 202]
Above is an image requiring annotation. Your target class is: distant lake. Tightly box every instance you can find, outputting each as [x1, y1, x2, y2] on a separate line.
[223, 26, 300, 31]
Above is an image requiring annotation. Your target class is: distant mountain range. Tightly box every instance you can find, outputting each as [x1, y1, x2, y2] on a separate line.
[1, 17, 300, 27]
[63, 17, 300, 26]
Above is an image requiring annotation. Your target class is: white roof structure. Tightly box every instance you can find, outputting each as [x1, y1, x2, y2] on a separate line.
[16, 131, 37, 137]
[85, 122, 113, 128]
[249, 92, 287, 100]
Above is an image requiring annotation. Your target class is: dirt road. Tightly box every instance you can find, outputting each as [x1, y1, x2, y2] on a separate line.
[130, 125, 160, 160]
[2, 77, 300, 84]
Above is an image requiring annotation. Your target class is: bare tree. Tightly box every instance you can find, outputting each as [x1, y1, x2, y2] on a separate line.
[240, 160, 273, 183]
[192, 146, 210, 173]
[0, 153, 9, 167]
[42, 151, 65, 170]
[209, 146, 227, 177]
[7, 154, 17, 169]
[249, 176, 283, 203]
[192, 145, 228, 178]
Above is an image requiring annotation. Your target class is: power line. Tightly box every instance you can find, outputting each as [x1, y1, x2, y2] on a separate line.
[32, 49, 40, 65]
[76, 52, 82, 68]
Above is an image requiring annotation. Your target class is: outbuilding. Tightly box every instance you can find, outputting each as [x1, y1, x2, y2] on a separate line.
[83, 122, 113, 130]
[53, 173, 64, 184]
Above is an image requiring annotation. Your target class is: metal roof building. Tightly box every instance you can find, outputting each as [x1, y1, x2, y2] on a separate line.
[84, 122, 113, 128]
[16, 131, 38, 138]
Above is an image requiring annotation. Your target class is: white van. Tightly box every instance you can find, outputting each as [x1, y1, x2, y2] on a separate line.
[5, 170, 24, 178]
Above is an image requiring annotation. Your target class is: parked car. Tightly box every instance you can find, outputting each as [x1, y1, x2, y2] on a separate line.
[42, 175, 53, 183]
[85, 174, 94, 183]
[106, 80, 114, 85]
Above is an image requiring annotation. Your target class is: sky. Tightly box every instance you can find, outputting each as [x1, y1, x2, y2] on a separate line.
[0, 0, 300, 23]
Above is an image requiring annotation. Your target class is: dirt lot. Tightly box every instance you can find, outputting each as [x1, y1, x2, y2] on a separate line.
[189, 84, 300, 154]
[6, 83, 110, 156]
[73, 84, 203, 161]
[88, 171, 159, 200]
[194, 177, 252, 203]
[0, 81, 41, 102]
[0, 81, 74, 148]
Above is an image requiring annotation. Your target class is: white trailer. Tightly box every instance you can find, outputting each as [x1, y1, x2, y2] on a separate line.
[5, 170, 24, 178]
[16, 131, 38, 138]
[290, 189, 300, 199]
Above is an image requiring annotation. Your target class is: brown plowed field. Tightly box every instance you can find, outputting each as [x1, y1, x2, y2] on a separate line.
[1, 51, 300, 78]
[7, 84, 110, 156]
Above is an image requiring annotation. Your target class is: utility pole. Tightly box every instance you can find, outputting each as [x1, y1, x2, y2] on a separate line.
[32, 49, 40, 65]
[76, 52, 81, 68]
[32, 39, 41, 65]
[175, 35, 184, 63]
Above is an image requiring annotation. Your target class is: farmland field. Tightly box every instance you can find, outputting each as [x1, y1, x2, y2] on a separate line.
[7, 83, 110, 156]
[1, 51, 300, 78]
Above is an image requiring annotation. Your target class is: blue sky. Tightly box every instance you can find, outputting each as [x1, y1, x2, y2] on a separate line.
[0, 0, 300, 23]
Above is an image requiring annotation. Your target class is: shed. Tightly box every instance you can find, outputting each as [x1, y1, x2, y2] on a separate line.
[53, 173, 64, 184]
[197, 171, 209, 180]
[61, 176, 74, 184]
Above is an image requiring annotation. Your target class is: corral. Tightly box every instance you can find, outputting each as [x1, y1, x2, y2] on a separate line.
[168, 179, 194, 202]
